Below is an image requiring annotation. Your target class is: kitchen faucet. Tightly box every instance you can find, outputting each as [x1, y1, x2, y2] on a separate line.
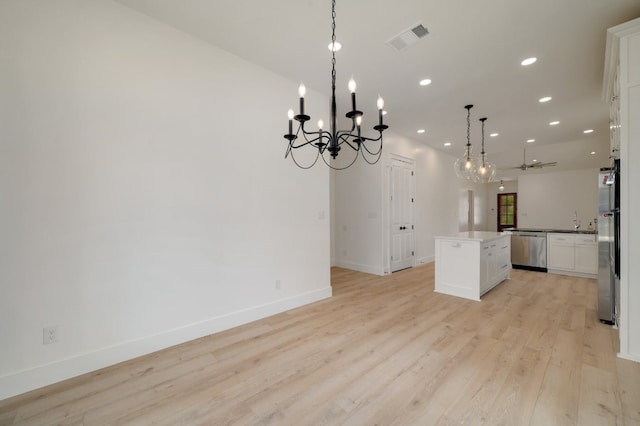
[573, 210, 581, 230]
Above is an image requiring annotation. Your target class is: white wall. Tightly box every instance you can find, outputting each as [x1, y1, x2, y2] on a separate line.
[517, 169, 599, 230]
[332, 132, 487, 274]
[0, 0, 331, 399]
[332, 156, 385, 274]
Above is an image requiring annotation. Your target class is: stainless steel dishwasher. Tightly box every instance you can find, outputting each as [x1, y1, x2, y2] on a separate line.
[510, 231, 547, 272]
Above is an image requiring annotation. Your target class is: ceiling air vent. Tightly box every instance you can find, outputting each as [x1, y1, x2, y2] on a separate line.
[386, 23, 429, 51]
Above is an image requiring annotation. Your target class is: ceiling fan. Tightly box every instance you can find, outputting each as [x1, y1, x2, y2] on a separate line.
[508, 146, 557, 171]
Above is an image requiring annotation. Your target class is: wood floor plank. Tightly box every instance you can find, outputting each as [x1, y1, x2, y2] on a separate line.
[577, 364, 623, 425]
[617, 357, 640, 424]
[386, 334, 502, 425]
[482, 345, 551, 426]
[1, 265, 639, 425]
[530, 329, 583, 425]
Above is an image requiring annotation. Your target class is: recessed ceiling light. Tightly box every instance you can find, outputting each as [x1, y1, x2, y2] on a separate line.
[521, 57, 537, 66]
[526, 139, 535, 143]
[417, 129, 425, 134]
[583, 129, 594, 134]
[328, 41, 342, 52]
[419, 79, 432, 86]
[539, 96, 552, 103]
[591, 151, 596, 155]
[444, 142, 452, 147]
[549, 121, 560, 126]
[532, 159, 538, 162]
[490, 133, 499, 137]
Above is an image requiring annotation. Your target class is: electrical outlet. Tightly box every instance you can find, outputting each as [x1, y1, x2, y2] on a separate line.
[43, 326, 58, 345]
[275, 280, 282, 290]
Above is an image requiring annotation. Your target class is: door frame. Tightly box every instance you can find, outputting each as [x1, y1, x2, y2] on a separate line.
[384, 153, 415, 274]
[497, 192, 517, 231]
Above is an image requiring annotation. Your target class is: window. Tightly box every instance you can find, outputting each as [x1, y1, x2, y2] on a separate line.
[498, 193, 517, 231]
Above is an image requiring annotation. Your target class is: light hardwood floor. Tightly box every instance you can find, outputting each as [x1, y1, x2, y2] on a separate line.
[1, 264, 639, 425]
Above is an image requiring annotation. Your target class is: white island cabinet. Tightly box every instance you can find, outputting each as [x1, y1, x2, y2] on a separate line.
[435, 232, 511, 301]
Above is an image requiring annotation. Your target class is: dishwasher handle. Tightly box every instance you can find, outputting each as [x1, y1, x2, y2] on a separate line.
[513, 233, 546, 238]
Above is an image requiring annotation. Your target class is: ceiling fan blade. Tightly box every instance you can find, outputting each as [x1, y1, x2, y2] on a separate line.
[529, 161, 557, 168]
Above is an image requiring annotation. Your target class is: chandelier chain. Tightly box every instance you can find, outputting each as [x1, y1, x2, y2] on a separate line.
[331, 0, 337, 95]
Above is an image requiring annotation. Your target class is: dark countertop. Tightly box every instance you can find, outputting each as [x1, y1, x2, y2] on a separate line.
[503, 228, 597, 235]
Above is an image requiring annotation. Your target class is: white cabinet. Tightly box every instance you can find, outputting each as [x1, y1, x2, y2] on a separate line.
[435, 232, 511, 301]
[480, 239, 511, 295]
[575, 235, 598, 274]
[548, 234, 575, 270]
[547, 233, 597, 277]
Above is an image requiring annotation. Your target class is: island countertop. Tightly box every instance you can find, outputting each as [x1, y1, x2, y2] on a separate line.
[434, 231, 509, 242]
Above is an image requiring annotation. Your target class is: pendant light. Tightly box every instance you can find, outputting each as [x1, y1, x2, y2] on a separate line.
[499, 180, 505, 191]
[471, 117, 497, 183]
[454, 104, 476, 179]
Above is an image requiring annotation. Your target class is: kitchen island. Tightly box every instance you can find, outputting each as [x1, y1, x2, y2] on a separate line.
[434, 231, 511, 301]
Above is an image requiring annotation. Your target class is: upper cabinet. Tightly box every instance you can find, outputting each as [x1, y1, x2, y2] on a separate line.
[603, 18, 640, 159]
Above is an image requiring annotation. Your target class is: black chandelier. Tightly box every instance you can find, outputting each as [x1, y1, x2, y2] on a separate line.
[283, 0, 388, 169]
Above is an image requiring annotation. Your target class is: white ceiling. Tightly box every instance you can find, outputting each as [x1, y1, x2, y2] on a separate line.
[115, 0, 640, 180]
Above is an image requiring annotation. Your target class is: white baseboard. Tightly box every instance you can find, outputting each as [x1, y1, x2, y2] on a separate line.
[334, 260, 385, 276]
[0, 286, 332, 400]
[335, 258, 433, 276]
[618, 351, 640, 363]
[417, 256, 434, 265]
[547, 269, 597, 279]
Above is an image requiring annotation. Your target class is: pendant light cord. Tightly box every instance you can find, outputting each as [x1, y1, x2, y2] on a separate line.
[479, 117, 487, 167]
[466, 106, 471, 148]
[480, 118, 486, 154]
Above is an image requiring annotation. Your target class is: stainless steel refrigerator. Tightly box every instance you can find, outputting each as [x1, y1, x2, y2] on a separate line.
[598, 160, 620, 325]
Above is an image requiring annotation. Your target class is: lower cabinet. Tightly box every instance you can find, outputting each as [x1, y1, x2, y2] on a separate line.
[547, 235, 575, 270]
[481, 239, 511, 295]
[435, 234, 511, 301]
[547, 233, 597, 276]
[575, 236, 598, 274]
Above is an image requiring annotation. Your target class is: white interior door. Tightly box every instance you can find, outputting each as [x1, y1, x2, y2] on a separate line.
[390, 158, 415, 272]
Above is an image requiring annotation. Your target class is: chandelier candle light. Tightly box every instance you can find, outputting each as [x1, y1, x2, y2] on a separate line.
[283, 0, 387, 169]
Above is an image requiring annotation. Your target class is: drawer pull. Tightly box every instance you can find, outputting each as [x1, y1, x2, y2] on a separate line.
[451, 243, 461, 248]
